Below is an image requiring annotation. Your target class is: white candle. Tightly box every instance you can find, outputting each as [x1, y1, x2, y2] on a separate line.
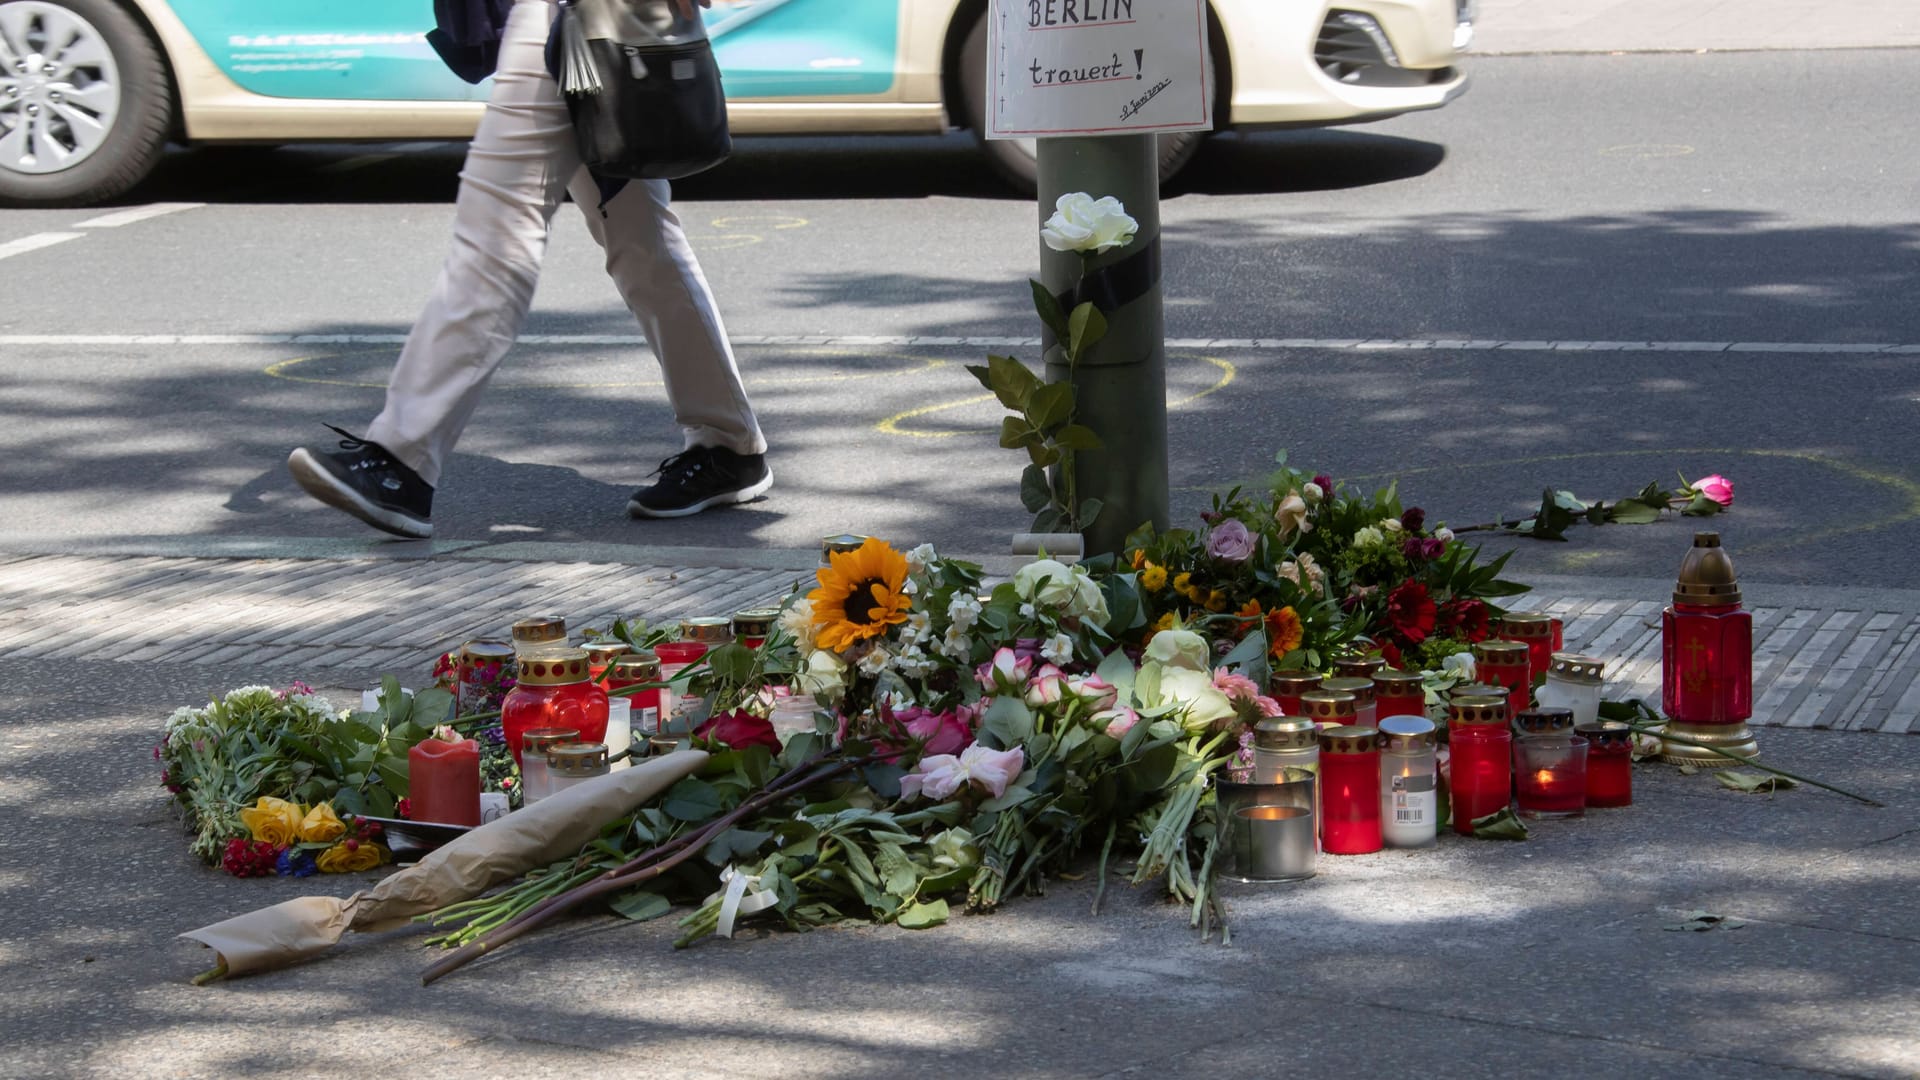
[605, 697, 633, 771]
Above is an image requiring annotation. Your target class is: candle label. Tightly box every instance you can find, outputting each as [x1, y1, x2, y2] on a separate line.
[1390, 773, 1436, 825]
[637, 706, 659, 735]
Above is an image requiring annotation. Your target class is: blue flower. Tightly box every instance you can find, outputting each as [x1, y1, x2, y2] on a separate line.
[275, 848, 318, 878]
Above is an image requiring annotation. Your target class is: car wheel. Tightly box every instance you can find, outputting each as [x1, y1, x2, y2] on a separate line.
[0, 0, 172, 207]
[959, 10, 1211, 196]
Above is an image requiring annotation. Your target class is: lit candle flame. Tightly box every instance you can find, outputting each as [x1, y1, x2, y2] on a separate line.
[1534, 769, 1554, 786]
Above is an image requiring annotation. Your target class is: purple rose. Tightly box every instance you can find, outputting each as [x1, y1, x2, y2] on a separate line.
[1313, 474, 1334, 495]
[1206, 519, 1256, 563]
[1403, 536, 1427, 561]
[1422, 536, 1447, 560]
[1401, 507, 1426, 534]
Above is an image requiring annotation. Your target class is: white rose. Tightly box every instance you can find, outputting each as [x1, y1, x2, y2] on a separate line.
[1435, 527, 1456, 543]
[799, 650, 848, 703]
[1353, 526, 1386, 549]
[1040, 193, 1138, 255]
[1382, 518, 1404, 534]
[1302, 482, 1324, 504]
[1143, 629, 1210, 671]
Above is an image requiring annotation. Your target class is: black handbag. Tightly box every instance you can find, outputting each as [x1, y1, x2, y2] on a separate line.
[556, 0, 731, 180]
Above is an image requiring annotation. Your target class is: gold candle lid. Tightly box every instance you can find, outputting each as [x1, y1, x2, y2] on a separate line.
[1299, 690, 1356, 724]
[1674, 531, 1741, 606]
[547, 741, 610, 775]
[1499, 612, 1556, 638]
[511, 616, 567, 646]
[1575, 720, 1633, 751]
[732, 608, 780, 636]
[1254, 717, 1318, 751]
[1372, 668, 1424, 696]
[680, 617, 733, 644]
[1473, 639, 1530, 664]
[610, 650, 661, 680]
[1514, 707, 1575, 735]
[1331, 654, 1386, 679]
[1451, 682, 1507, 700]
[1378, 715, 1436, 750]
[821, 534, 871, 564]
[1317, 725, 1380, 755]
[521, 727, 581, 756]
[1548, 652, 1606, 685]
[1448, 694, 1509, 727]
[1268, 669, 1324, 695]
[1320, 677, 1376, 705]
[516, 646, 592, 686]
[460, 639, 516, 664]
[584, 640, 629, 666]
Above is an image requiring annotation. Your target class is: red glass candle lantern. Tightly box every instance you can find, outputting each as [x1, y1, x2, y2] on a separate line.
[584, 640, 629, 682]
[605, 650, 663, 736]
[1269, 670, 1323, 717]
[1316, 725, 1382, 855]
[1447, 695, 1511, 834]
[1372, 668, 1426, 720]
[1515, 734, 1588, 818]
[732, 608, 779, 650]
[1299, 689, 1357, 730]
[1331, 653, 1386, 681]
[1660, 532, 1757, 765]
[501, 647, 609, 768]
[1577, 721, 1633, 807]
[1473, 640, 1532, 721]
[1499, 612, 1558, 683]
[408, 735, 481, 826]
[1321, 677, 1377, 727]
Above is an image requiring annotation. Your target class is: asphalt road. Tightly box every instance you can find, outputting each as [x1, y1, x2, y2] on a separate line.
[2, 50, 1917, 588]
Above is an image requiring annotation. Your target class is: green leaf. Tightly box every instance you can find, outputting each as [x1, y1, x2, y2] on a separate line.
[1716, 770, 1797, 794]
[1077, 498, 1104, 529]
[1683, 492, 1726, 517]
[986, 354, 1043, 411]
[965, 362, 995, 393]
[1067, 301, 1107, 360]
[1026, 382, 1075, 431]
[1029, 279, 1069, 342]
[1020, 464, 1052, 514]
[703, 827, 774, 866]
[999, 416, 1037, 451]
[1663, 909, 1748, 932]
[1607, 500, 1661, 525]
[611, 888, 673, 922]
[662, 777, 724, 822]
[780, 731, 822, 771]
[841, 838, 880, 886]
[1467, 806, 1530, 840]
[1053, 424, 1102, 451]
[1031, 507, 1065, 534]
[412, 687, 455, 727]
[897, 899, 950, 929]
[980, 696, 1035, 749]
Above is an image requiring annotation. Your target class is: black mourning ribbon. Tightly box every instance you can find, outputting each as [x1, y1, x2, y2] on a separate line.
[1053, 234, 1162, 319]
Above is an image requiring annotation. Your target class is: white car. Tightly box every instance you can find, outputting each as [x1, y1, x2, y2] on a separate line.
[0, 0, 1470, 206]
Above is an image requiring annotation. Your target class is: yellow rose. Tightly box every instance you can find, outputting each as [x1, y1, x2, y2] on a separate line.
[1139, 565, 1168, 592]
[298, 802, 346, 844]
[238, 797, 303, 847]
[317, 840, 390, 874]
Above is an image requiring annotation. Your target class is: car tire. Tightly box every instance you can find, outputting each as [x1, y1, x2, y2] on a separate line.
[0, 0, 173, 208]
[958, 9, 1210, 196]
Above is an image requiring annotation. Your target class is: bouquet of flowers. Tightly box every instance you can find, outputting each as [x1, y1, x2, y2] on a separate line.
[219, 796, 390, 878]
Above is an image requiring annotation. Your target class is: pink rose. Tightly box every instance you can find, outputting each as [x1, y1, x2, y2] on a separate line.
[898, 743, 1027, 801]
[976, 647, 1033, 692]
[904, 707, 972, 757]
[1024, 664, 1067, 707]
[1205, 519, 1257, 563]
[1694, 474, 1733, 506]
[960, 744, 1026, 799]
[1065, 674, 1118, 711]
[1095, 706, 1140, 738]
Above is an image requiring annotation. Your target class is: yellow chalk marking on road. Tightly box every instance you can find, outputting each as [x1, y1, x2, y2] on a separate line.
[264, 348, 944, 390]
[1598, 144, 1695, 158]
[876, 356, 1236, 439]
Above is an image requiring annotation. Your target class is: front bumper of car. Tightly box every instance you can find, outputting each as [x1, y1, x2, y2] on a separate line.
[1221, 0, 1469, 129]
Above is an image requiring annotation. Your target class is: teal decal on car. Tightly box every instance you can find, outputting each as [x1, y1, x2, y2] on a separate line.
[705, 0, 899, 97]
[165, 0, 481, 101]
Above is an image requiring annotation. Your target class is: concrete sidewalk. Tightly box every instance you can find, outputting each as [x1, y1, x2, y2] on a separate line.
[1475, 0, 1920, 53]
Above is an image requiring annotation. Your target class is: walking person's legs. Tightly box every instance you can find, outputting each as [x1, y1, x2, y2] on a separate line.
[287, 0, 578, 538]
[568, 174, 770, 518]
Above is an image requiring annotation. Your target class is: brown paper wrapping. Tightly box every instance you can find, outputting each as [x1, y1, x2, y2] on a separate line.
[181, 750, 707, 978]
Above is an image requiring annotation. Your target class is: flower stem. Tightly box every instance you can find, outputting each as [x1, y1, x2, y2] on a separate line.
[1090, 818, 1117, 916]
[1634, 723, 1885, 807]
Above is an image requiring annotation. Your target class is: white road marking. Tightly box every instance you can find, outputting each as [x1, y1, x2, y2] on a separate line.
[0, 334, 1915, 354]
[71, 202, 205, 229]
[0, 233, 84, 262]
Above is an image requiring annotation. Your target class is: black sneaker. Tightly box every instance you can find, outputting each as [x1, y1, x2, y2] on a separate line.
[628, 445, 772, 519]
[286, 425, 434, 539]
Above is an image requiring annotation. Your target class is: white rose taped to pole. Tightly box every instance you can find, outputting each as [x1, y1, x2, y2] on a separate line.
[180, 750, 709, 979]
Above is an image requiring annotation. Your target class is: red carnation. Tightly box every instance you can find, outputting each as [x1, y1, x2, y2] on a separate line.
[1383, 580, 1437, 646]
[694, 710, 783, 754]
[1441, 598, 1492, 643]
[1377, 639, 1405, 669]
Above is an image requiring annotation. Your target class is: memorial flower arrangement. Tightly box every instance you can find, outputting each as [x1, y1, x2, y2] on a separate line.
[220, 796, 390, 878]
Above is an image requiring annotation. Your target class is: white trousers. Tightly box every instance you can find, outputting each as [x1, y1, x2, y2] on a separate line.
[366, 0, 764, 487]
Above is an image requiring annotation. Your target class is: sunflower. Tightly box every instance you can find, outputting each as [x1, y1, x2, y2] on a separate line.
[808, 537, 913, 651]
[1265, 606, 1305, 656]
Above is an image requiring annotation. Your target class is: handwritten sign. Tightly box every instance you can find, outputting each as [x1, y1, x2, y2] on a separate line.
[985, 0, 1211, 139]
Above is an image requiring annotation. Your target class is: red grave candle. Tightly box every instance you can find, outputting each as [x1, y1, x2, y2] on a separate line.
[605, 650, 664, 736]
[1515, 735, 1588, 818]
[1474, 640, 1532, 721]
[1662, 534, 1753, 727]
[1316, 725, 1382, 855]
[732, 608, 780, 651]
[1268, 670, 1323, 717]
[408, 736, 481, 826]
[584, 640, 629, 683]
[1372, 668, 1426, 720]
[1499, 612, 1559, 684]
[1447, 695, 1511, 834]
[1578, 722, 1634, 808]
[501, 647, 609, 768]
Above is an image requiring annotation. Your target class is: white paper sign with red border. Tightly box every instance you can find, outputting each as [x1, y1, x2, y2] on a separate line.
[985, 0, 1212, 139]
